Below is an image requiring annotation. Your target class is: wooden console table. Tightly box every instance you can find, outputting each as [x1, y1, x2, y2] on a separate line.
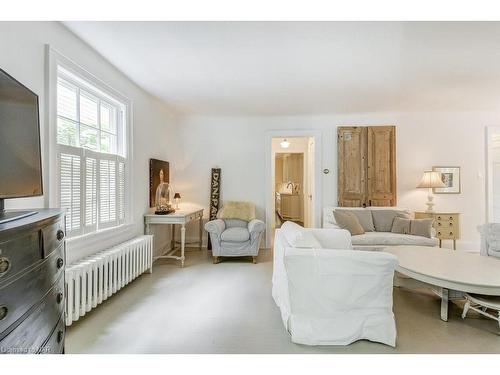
[144, 208, 204, 267]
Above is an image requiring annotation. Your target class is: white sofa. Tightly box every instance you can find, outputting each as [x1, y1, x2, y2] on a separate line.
[272, 222, 398, 346]
[323, 206, 438, 247]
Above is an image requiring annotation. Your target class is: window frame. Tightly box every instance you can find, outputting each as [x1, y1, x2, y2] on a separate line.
[47, 46, 134, 243]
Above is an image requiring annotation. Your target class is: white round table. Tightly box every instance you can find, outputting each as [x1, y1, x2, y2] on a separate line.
[384, 246, 500, 321]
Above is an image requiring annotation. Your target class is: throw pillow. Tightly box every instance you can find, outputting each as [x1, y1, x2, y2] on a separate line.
[391, 217, 411, 234]
[333, 210, 365, 235]
[410, 218, 434, 238]
[372, 209, 410, 232]
[217, 201, 256, 221]
[336, 209, 375, 232]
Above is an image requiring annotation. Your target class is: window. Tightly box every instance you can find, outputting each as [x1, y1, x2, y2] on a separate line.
[55, 66, 128, 237]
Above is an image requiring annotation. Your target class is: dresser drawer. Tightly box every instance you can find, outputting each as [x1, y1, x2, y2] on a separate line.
[0, 275, 64, 354]
[435, 220, 456, 228]
[436, 214, 458, 222]
[0, 245, 64, 336]
[40, 315, 65, 354]
[436, 229, 456, 239]
[0, 231, 42, 284]
[41, 220, 65, 258]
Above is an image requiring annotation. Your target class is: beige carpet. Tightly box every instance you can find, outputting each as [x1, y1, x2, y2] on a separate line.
[66, 249, 500, 354]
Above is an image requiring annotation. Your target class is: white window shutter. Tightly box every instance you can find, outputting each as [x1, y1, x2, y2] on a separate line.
[118, 160, 125, 223]
[59, 152, 82, 235]
[99, 158, 117, 228]
[84, 156, 98, 232]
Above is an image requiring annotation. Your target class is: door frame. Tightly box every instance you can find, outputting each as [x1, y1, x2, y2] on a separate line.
[485, 126, 500, 222]
[264, 130, 323, 248]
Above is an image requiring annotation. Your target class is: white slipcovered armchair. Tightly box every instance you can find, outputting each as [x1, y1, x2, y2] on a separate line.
[273, 221, 398, 346]
[478, 223, 500, 258]
[205, 201, 265, 264]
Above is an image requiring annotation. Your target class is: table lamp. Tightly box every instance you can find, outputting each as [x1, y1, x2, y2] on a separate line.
[417, 170, 446, 212]
[174, 193, 181, 210]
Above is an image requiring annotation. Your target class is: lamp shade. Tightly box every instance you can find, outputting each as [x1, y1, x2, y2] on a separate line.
[417, 171, 446, 188]
[174, 192, 181, 199]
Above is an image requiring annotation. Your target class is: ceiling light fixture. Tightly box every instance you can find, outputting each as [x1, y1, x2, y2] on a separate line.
[280, 139, 290, 148]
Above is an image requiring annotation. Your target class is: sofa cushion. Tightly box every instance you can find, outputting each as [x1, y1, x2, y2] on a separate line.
[333, 210, 365, 235]
[280, 221, 323, 248]
[391, 217, 411, 234]
[221, 227, 250, 242]
[336, 209, 375, 232]
[410, 219, 434, 238]
[351, 232, 438, 247]
[371, 209, 410, 232]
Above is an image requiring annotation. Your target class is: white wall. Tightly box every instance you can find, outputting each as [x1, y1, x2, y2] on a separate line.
[174, 112, 497, 250]
[0, 22, 179, 261]
[1, 21, 495, 253]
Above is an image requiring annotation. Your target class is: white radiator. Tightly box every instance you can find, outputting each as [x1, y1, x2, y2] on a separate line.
[65, 235, 153, 326]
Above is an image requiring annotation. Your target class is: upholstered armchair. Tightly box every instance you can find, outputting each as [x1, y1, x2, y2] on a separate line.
[205, 201, 265, 264]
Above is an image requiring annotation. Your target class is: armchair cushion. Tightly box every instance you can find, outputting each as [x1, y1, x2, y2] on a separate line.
[221, 227, 250, 242]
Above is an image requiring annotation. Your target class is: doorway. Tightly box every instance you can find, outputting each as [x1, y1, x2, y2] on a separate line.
[265, 132, 321, 248]
[486, 126, 500, 222]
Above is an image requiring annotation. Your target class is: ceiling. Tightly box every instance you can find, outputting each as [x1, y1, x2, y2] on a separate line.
[64, 21, 500, 115]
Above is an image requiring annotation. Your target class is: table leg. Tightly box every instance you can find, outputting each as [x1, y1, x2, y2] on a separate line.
[453, 239, 456, 250]
[439, 239, 442, 248]
[181, 224, 186, 267]
[441, 288, 449, 321]
[199, 215, 203, 250]
[171, 225, 175, 251]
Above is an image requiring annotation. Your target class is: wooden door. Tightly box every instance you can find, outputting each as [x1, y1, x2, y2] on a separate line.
[337, 125, 396, 207]
[367, 126, 396, 206]
[337, 127, 367, 207]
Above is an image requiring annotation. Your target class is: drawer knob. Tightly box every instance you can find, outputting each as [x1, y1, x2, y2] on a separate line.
[0, 257, 10, 275]
[0, 305, 8, 320]
[57, 292, 64, 304]
[56, 258, 64, 269]
[438, 232, 442, 236]
[57, 229, 65, 241]
[437, 222, 442, 226]
[449, 232, 453, 235]
[57, 330, 64, 343]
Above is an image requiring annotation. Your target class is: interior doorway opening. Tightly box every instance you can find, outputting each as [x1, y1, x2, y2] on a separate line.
[272, 137, 315, 231]
[486, 126, 500, 222]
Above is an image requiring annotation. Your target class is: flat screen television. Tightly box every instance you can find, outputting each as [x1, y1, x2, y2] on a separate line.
[0, 67, 42, 224]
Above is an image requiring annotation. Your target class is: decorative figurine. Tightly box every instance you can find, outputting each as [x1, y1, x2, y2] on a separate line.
[155, 168, 175, 214]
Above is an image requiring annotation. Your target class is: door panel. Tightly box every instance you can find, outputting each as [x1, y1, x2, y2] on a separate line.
[337, 125, 396, 207]
[367, 126, 396, 206]
[337, 127, 367, 207]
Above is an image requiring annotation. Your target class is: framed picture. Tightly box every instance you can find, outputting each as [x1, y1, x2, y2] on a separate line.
[432, 166, 461, 194]
[149, 158, 170, 207]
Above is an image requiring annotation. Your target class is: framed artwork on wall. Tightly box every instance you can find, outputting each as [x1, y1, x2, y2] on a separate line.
[149, 158, 170, 207]
[432, 166, 461, 194]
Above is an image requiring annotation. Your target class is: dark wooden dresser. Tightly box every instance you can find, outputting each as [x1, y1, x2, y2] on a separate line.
[0, 209, 66, 354]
